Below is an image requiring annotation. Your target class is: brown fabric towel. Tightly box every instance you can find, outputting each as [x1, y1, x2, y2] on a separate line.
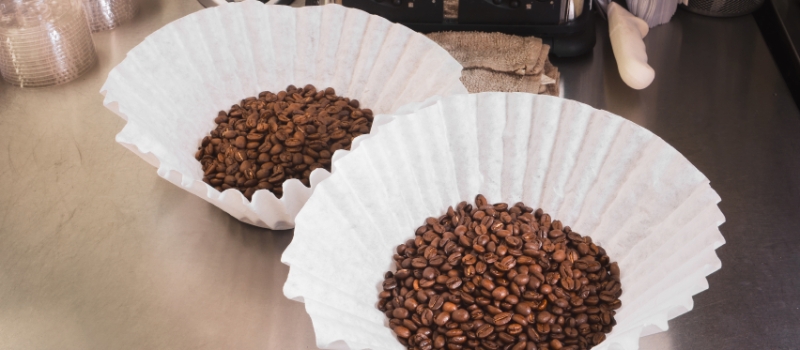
[427, 32, 543, 75]
[426, 31, 560, 96]
[460, 69, 542, 94]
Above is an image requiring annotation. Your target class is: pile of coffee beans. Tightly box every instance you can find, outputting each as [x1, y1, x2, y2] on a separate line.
[195, 84, 374, 199]
[378, 195, 622, 350]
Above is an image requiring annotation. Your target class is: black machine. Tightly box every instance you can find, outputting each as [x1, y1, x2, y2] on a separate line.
[335, 0, 595, 57]
[255, 0, 595, 57]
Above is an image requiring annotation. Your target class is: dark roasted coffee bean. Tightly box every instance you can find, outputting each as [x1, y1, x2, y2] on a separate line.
[443, 301, 458, 313]
[422, 267, 437, 280]
[507, 323, 523, 335]
[446, 276, 463, 290]
[394, 326, 411, 338]
[435, 312, 451, 326]
[537, 311, 553, 324]
[434, 335, 446, 348]
[476, 323, 494, 338]
[421, 309, 434, 326]
[378, 196, 621, 350]
[393, 307, 410, 319]
[413, 258, 429, 268]
[591, 332, 605, 345]
[493, 312, 512, 326]
[384, 278, 398, 290]
[199, 85, 373, 200]
[540, 284, 552, 295]
[492, 286, 509, 301]
[480, 278, 496, 291]
[451, 309, 470, 323]
[429, 295, 445, 310]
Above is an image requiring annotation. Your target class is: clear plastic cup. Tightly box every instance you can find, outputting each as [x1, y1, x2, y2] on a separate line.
[0, 0, 97, 87]
[81, 0, 136, 32]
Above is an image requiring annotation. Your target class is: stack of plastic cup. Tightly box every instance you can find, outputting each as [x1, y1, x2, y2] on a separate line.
[82, 0, 136, 32]
[0, 0, 97, 88]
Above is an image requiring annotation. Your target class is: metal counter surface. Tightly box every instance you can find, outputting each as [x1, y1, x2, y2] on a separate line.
[0, 1, 798, 349]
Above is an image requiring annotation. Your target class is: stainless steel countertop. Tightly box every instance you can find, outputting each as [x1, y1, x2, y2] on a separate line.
[1, 1, 798, 349]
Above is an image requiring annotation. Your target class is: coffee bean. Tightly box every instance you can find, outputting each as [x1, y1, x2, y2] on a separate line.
[393, 307, 410, 319]
[435, 312, 451, 326]
[429, 295, 445, 310]
[561, 277, 575, 290]
[507, 323, 523, 335]
[480, 278, 496, 291]
[493, 312, 512, 326]
[198, 85, 373, 199]
[449, 335, 467, 345]
[443, 301, 458, 313]
[394, 326, 411, 338]
[434, 335, 446, 348]
[536, 311, 553, 324]
[413, 258, 429, 268]
[599, 291, 616, 303]
[378, 196, 621, 350]
[591, 332, 606, 345]
[496, 256, 517, 271]
[540, 284, 552, 295]
[446, 329, 464, 337]
[476, 323, 494, 338]
[383, 278, 398, 291]
[451, 309, 470, 323]
[446, 277, 463, 290]
[492, 286, 509, 301]
[552, 249, 566, 262]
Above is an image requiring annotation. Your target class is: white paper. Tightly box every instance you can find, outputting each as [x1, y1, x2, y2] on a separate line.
[282, 92, 726, 349]
[100, 1, 466, 229]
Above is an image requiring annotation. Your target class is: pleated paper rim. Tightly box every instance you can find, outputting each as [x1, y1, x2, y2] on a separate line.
[282, 92, 725, 350]
[100, 2, 466, 229]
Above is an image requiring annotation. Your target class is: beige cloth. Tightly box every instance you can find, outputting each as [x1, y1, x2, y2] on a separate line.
[427, 32, 544, 75]
[426, 31, 560, 96]
[541, 60, 560, 96]
[461, 69, 542, 94]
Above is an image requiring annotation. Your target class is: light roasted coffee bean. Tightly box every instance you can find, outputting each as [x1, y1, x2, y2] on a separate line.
[378, 195, 621, 350]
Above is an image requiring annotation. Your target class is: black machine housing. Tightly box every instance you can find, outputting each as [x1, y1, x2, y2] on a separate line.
[337, 0, 595, 57]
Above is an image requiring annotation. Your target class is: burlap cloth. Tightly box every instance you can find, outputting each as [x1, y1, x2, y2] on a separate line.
[426, 31, 560, 96]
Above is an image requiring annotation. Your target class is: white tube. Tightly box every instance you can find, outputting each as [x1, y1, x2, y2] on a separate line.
[608, 2, 655, 90]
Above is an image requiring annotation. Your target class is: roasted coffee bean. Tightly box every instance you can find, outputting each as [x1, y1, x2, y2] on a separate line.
[491, 312, 512, 326]
[452, 309, 470, 323]
[378, 196, 621, 350]
[540, 284, 553, 295]
[198, 85, 373, 199]
[507, 323, 523, 335]
[384, 278, 398, 291]
[435, 312, 451, 326]
[492, 286, 509, 301]
[394, 326, 412, 338]
[446, 276, 463, 290]
[423, 267, 437, 280]
[480, 278, 496, 291]
[413, 258, 429, 268]
[429, 295, 445, 310]
[393, 307, 410, 319]
[476, 323, 494, 338]
[434, 335, 446, 348]
[421, 309, 434, 326]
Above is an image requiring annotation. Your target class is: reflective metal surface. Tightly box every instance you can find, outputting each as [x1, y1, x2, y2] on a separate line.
[0, 1, 798, 349]
[552, 10, 800, 349]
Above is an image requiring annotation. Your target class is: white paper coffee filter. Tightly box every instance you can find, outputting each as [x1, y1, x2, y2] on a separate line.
[282, 92, 725, 349]
[100, 1, 466, 229]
